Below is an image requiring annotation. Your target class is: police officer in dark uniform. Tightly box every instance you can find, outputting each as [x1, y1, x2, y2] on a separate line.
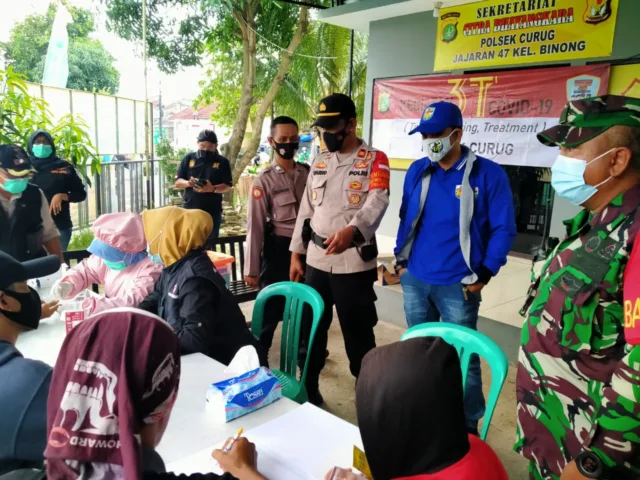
[244, 116, 309, 356]
[28, 129, 87, 251]
[174, 130, 233, 244]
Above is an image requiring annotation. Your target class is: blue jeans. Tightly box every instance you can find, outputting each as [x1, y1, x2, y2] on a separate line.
[59, 228, 73, 252]
[400, 269, 486, 430]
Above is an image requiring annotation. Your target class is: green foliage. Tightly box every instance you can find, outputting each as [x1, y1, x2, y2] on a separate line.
[156, 138, 188, 197]
[67, 228, 94, 251]
[2, 3, 120, 94]
[0, 67, 100, 178]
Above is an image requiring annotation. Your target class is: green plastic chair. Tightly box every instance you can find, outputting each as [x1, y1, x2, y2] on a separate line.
[401, 323, 508, 440]
[251, 282, 324, 404]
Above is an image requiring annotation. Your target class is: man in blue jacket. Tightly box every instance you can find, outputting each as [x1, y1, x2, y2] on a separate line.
[394, 101, 516, 435]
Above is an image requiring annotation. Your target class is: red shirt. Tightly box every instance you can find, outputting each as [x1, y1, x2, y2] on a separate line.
[393, 435, 509, 480]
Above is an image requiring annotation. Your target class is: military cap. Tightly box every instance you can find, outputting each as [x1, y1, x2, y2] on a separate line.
[538, 95, 640, 148]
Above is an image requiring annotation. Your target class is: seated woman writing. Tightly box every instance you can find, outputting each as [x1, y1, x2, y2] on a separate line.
[50, 212, 162, 315]
[138, 206, 265, 365]
[44, 308, 268, 479]
[328, 337, 508, 480]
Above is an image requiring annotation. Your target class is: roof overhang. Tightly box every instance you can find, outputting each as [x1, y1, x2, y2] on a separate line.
[316, 0, 487, 33]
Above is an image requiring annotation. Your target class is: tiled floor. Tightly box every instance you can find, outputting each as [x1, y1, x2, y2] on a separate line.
[376, 234, 532, 329]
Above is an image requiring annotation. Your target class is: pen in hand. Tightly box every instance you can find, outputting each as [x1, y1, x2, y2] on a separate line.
[224, 428, 244, 452]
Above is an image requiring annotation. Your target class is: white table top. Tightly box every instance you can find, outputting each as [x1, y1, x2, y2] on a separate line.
[16, 321, 300, 466]
[157, 353, 300, 464]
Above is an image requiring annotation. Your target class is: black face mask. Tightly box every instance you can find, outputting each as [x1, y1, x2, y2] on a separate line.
[1, 287, 42, 330]
[196, 150, 216, 160]
[273, 142, 299, 161]
[323, 128, 348, 153]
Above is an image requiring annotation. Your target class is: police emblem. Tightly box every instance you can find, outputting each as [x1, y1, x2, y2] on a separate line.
[378, 92, 391, 113]
[252, 187, 263, 199]
[440, 12, 460, 43]
[423, 107, 436, 121]
[357, 149, 367, 159]
[350, 181, 363, 190]
[349, 193, 361, 205]
[189, 160, 195, 168]
[566, 75, 601, 101]
[583, 0, 612, 24]
[354, 161, 368, 169]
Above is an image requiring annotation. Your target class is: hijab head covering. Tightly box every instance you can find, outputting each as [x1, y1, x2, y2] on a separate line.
[87, 213, 148, 266]
[28, 129, 57, 167]
[141, 206, 213, 267]
[356, 337, 470, 480]
[45, 308, 181, 480]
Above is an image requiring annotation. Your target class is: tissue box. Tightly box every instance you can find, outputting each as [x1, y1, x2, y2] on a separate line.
[205, 367, 282, 422]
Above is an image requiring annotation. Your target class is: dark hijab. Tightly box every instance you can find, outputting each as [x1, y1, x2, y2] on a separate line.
[356, 337, 470, 480]
[27, 129, 59, 168]
[44, 308, 181, 480]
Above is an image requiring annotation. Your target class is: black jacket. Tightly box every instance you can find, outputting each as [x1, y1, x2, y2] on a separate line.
[0, 184, 45, 261]
[176, 151, 232, 217]
[28, 130, 86, 231]
[138, 250, 266, 366]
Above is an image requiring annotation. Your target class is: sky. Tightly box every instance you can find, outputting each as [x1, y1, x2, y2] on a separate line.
[0, 0, 207, 104]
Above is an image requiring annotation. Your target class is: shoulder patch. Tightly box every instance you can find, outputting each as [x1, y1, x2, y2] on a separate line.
[315, 162, 327, 169]
[357, 148, 367, 159]
[369, 151, 391, 191]
[252, 186, 264, 199]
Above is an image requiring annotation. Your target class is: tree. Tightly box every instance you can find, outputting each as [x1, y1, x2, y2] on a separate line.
[2, 3, 120, 94]
[105, 0, 310, 184]
[0, 67, 100, 178]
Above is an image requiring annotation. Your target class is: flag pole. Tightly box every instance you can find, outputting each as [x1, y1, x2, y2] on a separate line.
[142, 0, 151, 209]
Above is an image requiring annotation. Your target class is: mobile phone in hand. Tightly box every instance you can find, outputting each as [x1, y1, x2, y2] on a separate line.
[193, 178, 206, 187]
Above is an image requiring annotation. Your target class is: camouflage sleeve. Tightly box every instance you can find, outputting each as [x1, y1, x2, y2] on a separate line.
[589, 343, 640, 467]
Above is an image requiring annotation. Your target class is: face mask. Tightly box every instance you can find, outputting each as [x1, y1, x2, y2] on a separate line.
[149, 252, 164, 265]
[1, 287, 42, 330]
[551, 148, 614, 206]
[273, 142, 299, 160]
[422, 130, 460, 162]
[323, 128, 348, 153]
[0, 177, 29, 195]
[103, 259, 127, 271]
[32, 144, 53, 159]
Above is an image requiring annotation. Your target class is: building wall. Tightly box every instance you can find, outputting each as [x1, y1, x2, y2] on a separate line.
[363, 0, 640, 241]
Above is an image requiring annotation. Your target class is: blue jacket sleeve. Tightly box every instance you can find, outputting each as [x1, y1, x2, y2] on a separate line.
[481, 165, 516, 277]
[394, 163, 415, 258]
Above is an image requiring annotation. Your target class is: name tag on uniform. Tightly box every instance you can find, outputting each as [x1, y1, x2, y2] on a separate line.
[52, 168, 69, 174]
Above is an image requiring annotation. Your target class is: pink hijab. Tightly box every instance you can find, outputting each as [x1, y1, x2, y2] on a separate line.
[45, 308, 181, 479]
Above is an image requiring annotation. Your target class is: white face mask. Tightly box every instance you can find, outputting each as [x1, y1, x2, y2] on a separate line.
[422, 129, 460, 162]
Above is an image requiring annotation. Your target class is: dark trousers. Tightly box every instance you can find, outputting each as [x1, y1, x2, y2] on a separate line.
[258, 235, 294, 355]
[301, 266, 378, 390]
[204, 209, 222, 249]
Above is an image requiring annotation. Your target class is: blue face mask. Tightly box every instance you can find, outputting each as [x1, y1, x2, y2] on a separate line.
[149, 253, 163, 265]
[551, 149, 614, 206]
[0, 177, 29, 195]
[32, 144, 53, 159]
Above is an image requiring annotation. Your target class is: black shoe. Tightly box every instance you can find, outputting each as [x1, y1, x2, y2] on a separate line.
[307, 388, 324, 406]
[467, 425, 479, 437]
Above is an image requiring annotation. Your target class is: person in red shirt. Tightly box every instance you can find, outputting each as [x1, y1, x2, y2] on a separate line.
[327, 337, 508, 480]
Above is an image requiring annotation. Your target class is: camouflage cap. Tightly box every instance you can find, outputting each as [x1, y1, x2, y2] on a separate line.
[538, 95, 640, 148]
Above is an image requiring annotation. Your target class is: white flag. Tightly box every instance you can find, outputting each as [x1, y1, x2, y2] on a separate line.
[42, 2, 73, 88]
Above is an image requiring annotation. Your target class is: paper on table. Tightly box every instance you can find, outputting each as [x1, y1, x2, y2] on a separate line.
[166, 403, 362, 479]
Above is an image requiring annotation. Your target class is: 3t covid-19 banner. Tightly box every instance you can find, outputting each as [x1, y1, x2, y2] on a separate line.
[434, 0, 619, 72]
[371, 64, 610, 169]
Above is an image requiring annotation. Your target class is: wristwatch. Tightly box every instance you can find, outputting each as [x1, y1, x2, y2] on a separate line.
[575, 450, 606, 479]
[394, 261, 406, 274]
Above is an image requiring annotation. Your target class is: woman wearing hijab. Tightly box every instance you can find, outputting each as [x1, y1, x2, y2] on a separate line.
[28, 130, 87, 251]
[50, 212, 163, 315]
[44, 308, 268, 480]
[328, 337, 508, 480]
[139, 206, 265, 365]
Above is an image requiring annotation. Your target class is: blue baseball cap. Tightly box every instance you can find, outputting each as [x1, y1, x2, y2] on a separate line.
[408, 101, 463, 135]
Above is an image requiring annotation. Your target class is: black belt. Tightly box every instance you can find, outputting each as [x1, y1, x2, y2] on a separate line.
[311, 231, 356, 250]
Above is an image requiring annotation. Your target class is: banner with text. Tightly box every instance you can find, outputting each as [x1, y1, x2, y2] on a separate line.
[372, 64, 610, 168]
[434, 0, 619, 72]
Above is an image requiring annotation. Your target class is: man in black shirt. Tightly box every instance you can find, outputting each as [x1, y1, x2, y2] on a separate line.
[174, 130, 232, 243]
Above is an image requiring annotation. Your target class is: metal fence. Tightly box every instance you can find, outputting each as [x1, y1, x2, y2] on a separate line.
[71, 159, 172, 228]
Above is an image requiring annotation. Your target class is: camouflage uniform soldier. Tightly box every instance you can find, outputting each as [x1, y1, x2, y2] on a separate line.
[515, 95, 640, 480]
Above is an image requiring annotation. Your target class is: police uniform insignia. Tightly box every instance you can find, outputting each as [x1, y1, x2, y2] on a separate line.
[213, 163, 220, 168]
[252, 186, 264, 199]
[315, 162, 327, 169]
[355, 160, 368, 169]
[350, 181, 362, 190]
[312, 190, 318, 201]
[319, 103, 327, 112]
[349, 193, 361, 205]
[357, 149, 366, 159]
[366, 152, 373, 161]
[189, 160, 195, 168]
